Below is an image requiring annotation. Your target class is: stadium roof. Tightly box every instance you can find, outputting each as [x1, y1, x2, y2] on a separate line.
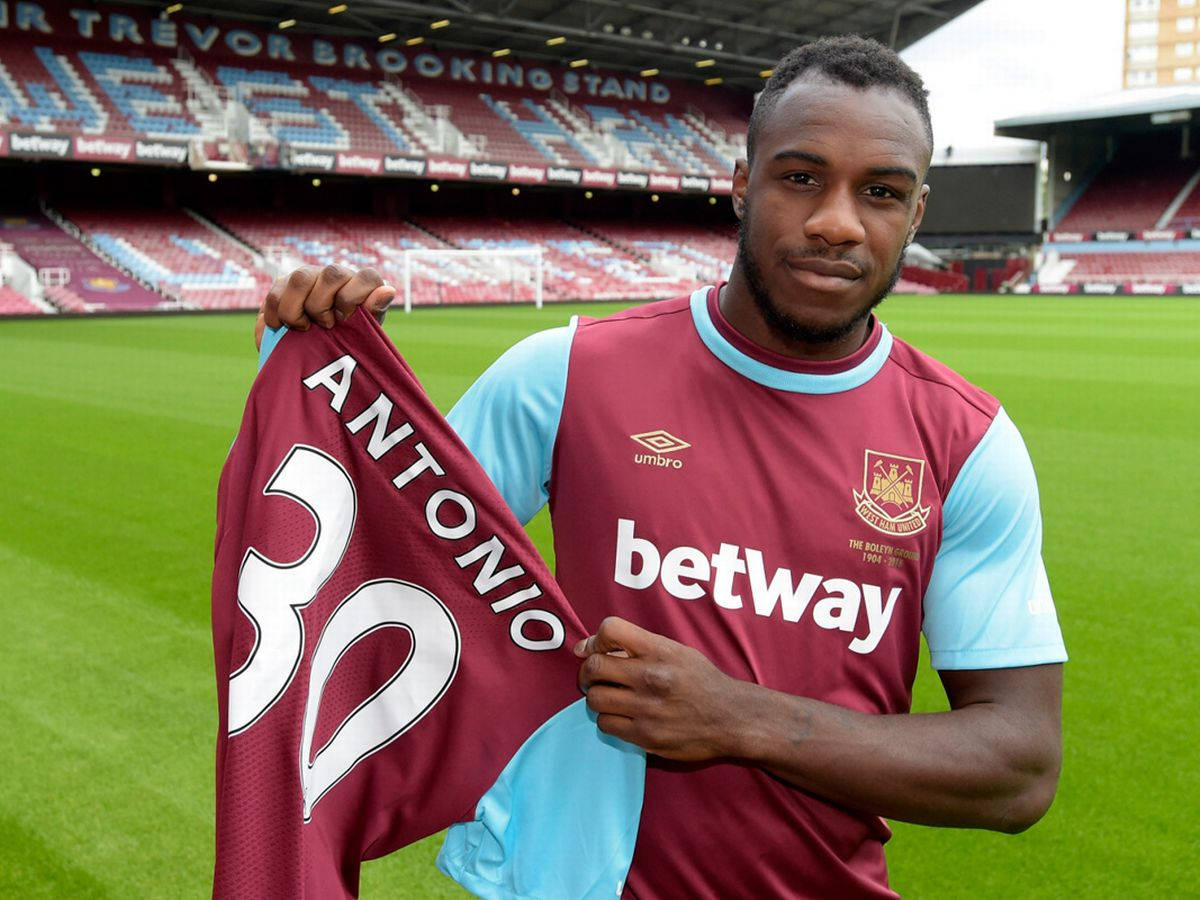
[995, 86, 1200, 140]
[115, 0, 983, 88]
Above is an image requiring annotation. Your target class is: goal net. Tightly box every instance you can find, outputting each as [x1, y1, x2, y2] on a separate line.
[400, 247, 544, 312]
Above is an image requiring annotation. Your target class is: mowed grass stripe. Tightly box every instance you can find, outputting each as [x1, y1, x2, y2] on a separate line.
[0, 296, 1195, 897]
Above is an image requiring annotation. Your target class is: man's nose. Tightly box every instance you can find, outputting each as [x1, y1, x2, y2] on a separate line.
[803, 187, 866, 246]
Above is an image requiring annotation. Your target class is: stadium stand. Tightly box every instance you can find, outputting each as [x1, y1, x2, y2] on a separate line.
[215, 210, 430, 280]
[61, 208, 272, 309]
[1031, 133, 1200, 291]
[0, 41, 207, 142]
[0, 45, 112, 135]
[476, 91, 599, 167]
[0, 33, 744, 176]
[416, 214, 702, 300]
[575, 219, 734, 285]
[214, 209, 546, 305]
[1053, 150, 1198, 233]
[0, 193, 994, 313]
[0, 213, 165, 312]
[1044, 249, 1200, 284]
[209, 209, 510, 306]
[209, 209, 703, 304]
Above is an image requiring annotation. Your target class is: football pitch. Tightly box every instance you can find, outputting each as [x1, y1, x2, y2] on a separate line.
[1, 294, 1195, 898]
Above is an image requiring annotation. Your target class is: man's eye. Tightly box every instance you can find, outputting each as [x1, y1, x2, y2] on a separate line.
[787, 172, 816, 185]
[866, 185, 899, 199]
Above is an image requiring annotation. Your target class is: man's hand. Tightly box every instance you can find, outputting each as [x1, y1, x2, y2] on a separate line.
[574, 616, 746, 761]
[255, 265, 396, 350]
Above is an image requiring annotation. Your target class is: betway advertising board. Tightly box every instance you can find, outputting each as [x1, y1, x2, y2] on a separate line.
[0, 131, 190, 165]
[282, 150, 734, 194]
[1, 128, 735, 194]
[1031, 282, 1194, 295]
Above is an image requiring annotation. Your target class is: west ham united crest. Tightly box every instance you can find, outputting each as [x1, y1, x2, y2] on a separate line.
[853, 450, 931, 536]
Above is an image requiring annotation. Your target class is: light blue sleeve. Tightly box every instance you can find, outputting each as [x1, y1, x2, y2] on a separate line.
[923, 407, 1068, 670]
[446, 323, 575, 525]
[258, 323, 287, 369]
[438, 699, 646, 900]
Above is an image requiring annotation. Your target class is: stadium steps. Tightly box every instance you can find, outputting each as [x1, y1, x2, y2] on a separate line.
[682, 110, 722, 145]
[545, 95, 610, 163]
[51, 50, 110, 135]
[386, 82, 457, 156]
[682, 109, 743, 165]
[172, 58, 226, 139]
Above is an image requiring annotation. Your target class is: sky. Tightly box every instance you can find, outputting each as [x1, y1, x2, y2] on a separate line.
[900, 0, 1127, 153]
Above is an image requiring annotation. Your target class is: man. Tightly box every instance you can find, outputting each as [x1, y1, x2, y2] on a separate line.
[256, 36, 1065, 899]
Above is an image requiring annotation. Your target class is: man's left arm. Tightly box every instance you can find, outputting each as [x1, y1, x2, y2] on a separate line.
[578, 621, 1060, 833]
[578, 406, 1065, 833]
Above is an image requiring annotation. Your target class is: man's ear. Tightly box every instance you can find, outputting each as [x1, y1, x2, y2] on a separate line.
[908, 183, 930, 242]
[732, 158, 749, 221]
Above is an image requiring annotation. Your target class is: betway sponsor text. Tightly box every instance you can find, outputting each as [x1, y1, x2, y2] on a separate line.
[613, 519, 900, 655]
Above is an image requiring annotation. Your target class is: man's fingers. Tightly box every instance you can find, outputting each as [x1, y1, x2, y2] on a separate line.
[584, 683, 640, 716]
[578, 651, 637, 693]
[365, 283, 396, 322]
[260, 266, 391, 340]
[275, 266, 322, 330]
[595, 713, 637, 743]
[305, 264, 355, 329]
[331, 267, 386, 323]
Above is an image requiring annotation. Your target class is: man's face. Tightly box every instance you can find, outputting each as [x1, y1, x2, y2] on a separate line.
[730, 75, 930, 350]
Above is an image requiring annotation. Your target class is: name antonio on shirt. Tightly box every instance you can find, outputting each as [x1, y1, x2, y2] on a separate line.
[303, 353, 563, 652]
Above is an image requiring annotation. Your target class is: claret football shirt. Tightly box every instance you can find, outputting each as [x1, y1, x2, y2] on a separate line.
[213, 310, 643, 899]
[448, 285, 1068, 898]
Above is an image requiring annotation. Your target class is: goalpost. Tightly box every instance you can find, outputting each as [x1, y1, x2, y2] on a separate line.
[401, 247, 544, 312]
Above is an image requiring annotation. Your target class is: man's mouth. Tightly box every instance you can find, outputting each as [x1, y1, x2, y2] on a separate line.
[783, 256, 864, 290]
[785, 257, 864, 279]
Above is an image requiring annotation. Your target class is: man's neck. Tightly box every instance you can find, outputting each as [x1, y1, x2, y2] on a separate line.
[718, 271, 872, 362]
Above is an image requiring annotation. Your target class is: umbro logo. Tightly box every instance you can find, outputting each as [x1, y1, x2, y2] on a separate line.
[631, 430, 690, 469]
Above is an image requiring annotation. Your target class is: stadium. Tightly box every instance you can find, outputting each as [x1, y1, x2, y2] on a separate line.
[0, 0, 1194, 896]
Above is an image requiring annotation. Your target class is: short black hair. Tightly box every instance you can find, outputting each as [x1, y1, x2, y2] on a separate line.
[746, 35, 933, 164]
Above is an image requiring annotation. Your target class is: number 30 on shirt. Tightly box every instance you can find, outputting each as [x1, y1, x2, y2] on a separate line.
[227, 444, 461, 819]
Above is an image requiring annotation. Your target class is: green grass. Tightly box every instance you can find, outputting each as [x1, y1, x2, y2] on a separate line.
[0, 295, 1195, 897]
